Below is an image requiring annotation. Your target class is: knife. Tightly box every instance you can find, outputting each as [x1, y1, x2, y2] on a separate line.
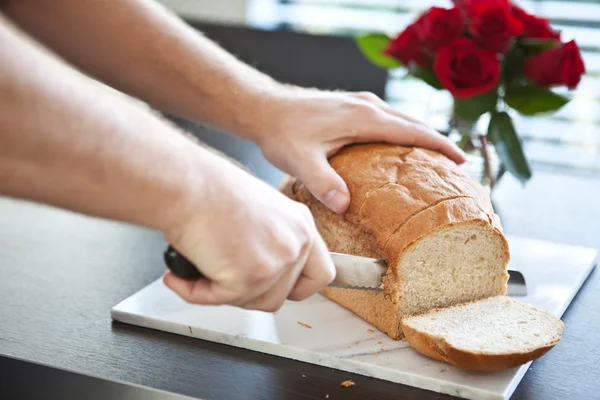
[163, 246, 527, 296]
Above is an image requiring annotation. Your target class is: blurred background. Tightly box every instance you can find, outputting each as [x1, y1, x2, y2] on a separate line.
[154, 0, 600, 250]
[158, 0, 600, 181]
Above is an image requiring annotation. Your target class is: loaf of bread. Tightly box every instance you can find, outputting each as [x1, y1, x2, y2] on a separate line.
[280, 143, 511, 339]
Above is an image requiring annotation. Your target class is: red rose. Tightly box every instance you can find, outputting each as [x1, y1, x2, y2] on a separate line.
[414, 6, 465, 50]
[434, 37, 500, 98]
[453, 0, 483, 13]
[510, 4, 560, 39]
[468, 0, 523, 51]
[383, 24, 429, 67]
[524, 40, 585, 89]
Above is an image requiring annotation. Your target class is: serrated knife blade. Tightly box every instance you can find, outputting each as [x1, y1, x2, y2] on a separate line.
[328, 252, 527, 296]
[328, 252, 386, 291]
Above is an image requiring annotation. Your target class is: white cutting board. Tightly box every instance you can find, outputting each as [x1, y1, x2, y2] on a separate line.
[111, 236, 597, 400]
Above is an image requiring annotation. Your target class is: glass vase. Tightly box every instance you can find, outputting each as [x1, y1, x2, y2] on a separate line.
[446, 114, 503, 194]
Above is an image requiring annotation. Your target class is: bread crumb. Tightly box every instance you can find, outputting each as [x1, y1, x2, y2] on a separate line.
[377, 341, 383, 345]
[325, 395, 329, 399]
[367, 329, 375, 333]
[341, 380, 355, 387]
[302, 374, 306, 378]
[297, 321, 312, 329]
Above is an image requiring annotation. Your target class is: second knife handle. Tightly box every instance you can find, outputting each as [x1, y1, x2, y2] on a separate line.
[163, 245, 204, 280]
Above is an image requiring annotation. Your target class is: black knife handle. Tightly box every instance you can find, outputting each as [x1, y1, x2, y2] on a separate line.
[163, 245, 204, 280]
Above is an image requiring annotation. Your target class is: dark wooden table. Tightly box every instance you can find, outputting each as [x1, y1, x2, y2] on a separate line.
[1, 170, 599, 400]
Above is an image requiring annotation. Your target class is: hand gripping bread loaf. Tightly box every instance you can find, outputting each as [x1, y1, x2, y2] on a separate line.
[280, 143, 510, 340]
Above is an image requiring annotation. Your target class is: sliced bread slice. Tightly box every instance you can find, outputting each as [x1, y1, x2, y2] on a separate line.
[401, 296, 564, 371]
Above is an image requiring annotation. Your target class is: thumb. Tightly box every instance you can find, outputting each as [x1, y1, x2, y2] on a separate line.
[298, 155, 350, 214]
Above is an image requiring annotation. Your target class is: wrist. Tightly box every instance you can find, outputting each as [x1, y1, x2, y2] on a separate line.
[159, 143, 237, 240]
[222, 82, 300, 146]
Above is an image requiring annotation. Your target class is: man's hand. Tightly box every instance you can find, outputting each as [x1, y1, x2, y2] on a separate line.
[254, 88, 466, 214]
[162, 154, 335, 311]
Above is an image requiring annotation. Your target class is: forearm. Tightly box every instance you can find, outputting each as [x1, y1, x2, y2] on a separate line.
[3, 0, 282, 142]
[0, 15, 226, 232]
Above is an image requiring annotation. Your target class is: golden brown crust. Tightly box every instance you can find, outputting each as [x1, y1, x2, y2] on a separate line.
[401, 323, 449, 362]
[402, 321, 562, 372]
[384, 197, 507, 267]
[279, 143, 509, 340]
[328, 144, 492, 250]
[319, 287, 402, 339]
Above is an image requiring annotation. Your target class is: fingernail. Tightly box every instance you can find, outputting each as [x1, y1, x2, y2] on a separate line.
[324, 190, 349, 213]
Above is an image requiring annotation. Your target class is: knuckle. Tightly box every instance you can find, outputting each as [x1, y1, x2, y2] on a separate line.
[354, 91, 380, 102]
[247, 262, 277, 285]
[298, 219, 314, 243]
[279, 243, 302, 266]
[354, 101, 380, 119]
[296, 203, 314, 225]
[292, 205, 316, 244]
[297, 225, 315, 258]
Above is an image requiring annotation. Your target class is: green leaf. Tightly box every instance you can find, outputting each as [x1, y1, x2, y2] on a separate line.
[452, 90, 499, 123]
[407, 63, 443, 90]
[519, 38, 560, 55]
[502, 45, 526, 84]
[355, 34, 402, 69]
[505, 81, 571, 116]
[487, 111, 532, 184]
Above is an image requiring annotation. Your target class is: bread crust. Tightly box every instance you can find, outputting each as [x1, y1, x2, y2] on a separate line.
[328, 144, 492, 246]
[279, 144, 510, 340]
[319, 287, 402, 339]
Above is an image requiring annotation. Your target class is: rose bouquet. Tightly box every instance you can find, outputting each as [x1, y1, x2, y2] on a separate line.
[356, 0, 585, 187]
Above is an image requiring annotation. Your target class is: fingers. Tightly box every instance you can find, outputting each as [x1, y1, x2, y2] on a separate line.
[163, 271, 242, 305]
[371, 113, 466, 164]
[240, 245, 309, 312]
[287, 233, 336, 301]
[163, 251, 294, 308]
[350, 91, 424, 125]
[163, 231, 334, 312]
[400, 126, 465, 165]
[350, 92, 467, 165]
[294, 155, 351, 214]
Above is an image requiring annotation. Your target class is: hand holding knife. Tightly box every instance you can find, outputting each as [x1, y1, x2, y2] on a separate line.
[164, 245, 527, 296]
